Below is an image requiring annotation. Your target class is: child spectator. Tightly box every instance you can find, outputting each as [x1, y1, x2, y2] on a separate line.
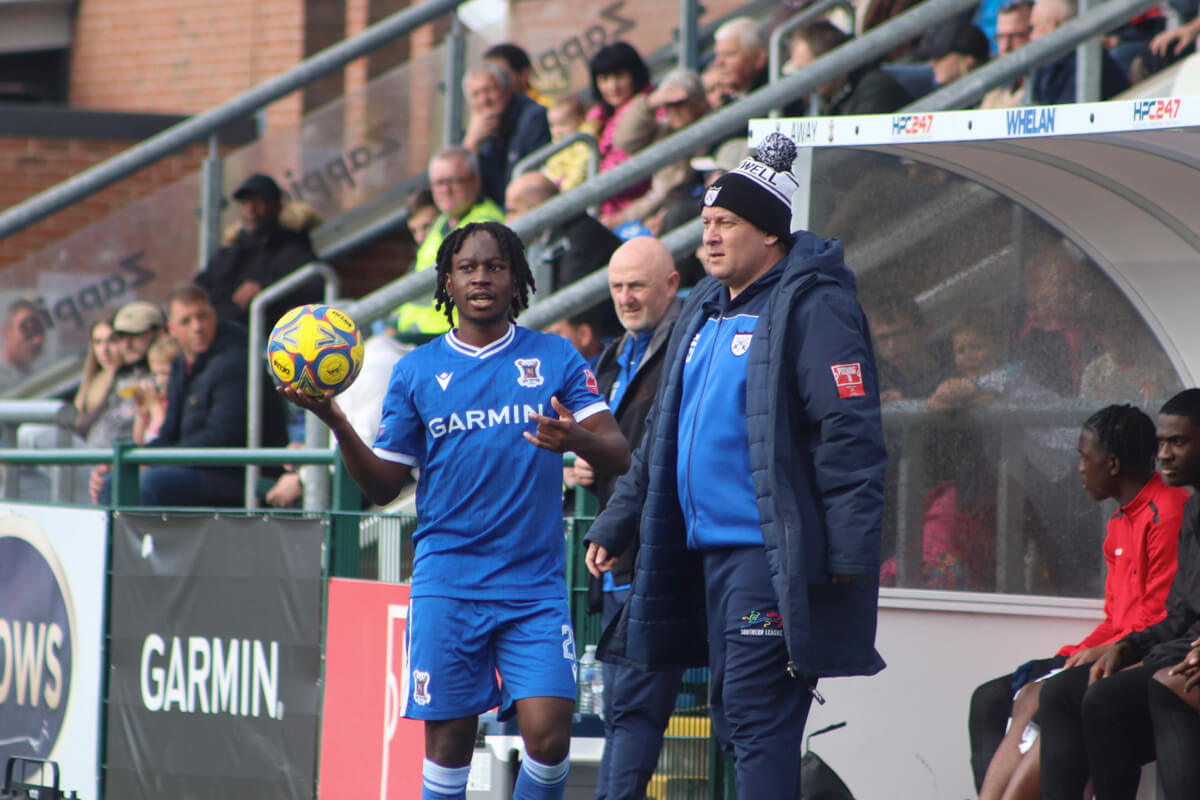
[928, 309, 1020, 412]
[542, 94, 598, 192]
[586, 42, 660, 226]
[405, 189, 438, 247]
[131, 335, 182, 445]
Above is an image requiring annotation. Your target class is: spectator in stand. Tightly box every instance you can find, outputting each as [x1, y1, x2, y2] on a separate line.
[505, 172, 621, 293]
[1039, 390, 1200, 800]
[982, 1, 1035, 109]
[546, 302, 621, 369]
[195, 173, 319, 333]
[392, 146, 505, 335]
[586, 42, 660, 226]
[869, 297, 950, 402]
[461, 63, 551, 208]
[915, 23, 992, 88]
[1131, 9, 1199, 81]
[701, 61, 737, 111]
[1080, 280, 1180, 404]
[0, 299, 46, 392]
[611, 69, 708, 230]
[789, 21, 916, 115]
[712, 18, 769, 99]
[1016, 238, 1091, 397]
[91, 285, 289, 507]
[971, 405, 1186, 800]
[861, 0, 926, 60]
[130, 335, 182, 445]
[1029, 0, 1130, 104]
[73, 316, 122, 439]
[406, 189, 438, 247]
[574, 237, 685, 800]
[542, 94, 598, 192]
[484, 42, 550, 107]
[80, 300, 167, 449]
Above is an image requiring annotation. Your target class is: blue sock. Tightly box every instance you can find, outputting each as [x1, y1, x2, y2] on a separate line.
[421, 758, 471, 800]
[513, 753, 569, 800]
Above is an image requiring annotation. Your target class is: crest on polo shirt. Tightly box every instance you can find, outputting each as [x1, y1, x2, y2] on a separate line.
[515, 358, 544, 388]
[731, 332, 753, 356]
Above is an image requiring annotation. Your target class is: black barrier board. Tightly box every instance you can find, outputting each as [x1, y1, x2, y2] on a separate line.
[105, 513, 323, 800]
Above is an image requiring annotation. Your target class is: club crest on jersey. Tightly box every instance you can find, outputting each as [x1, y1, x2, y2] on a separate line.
[413, 670, 432, 705]
[730, 332, 753, 356]
[516, 358, 545, 388]
[830, 362, 865, 398]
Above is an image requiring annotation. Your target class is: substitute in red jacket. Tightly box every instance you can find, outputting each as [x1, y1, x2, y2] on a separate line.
[967, 404, 1186, 797]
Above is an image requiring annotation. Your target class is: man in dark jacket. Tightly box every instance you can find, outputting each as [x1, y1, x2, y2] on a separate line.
[584, 133, 887, 797]
[1029, 0, 1130, 104]
[789, 21, 915, 115]
[1039, 389, 1200, 800]
[194, 173, 318, 332]
[94, 284, 289, 507]
[461, 63, 551, 208]
[573, 237, 685, 800]
[505, 172, 621, 292]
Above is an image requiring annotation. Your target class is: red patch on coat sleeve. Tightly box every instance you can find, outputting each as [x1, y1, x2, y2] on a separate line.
[584, 368, 600, 395]
[830, 362, 865, 398]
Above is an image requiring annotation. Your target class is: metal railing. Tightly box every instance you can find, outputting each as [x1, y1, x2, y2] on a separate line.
[905, 0, 1159, 111]
[341, 0, 982, 331]
[245, 262, 342, 508]
[768, 0, 857, 117]
[0, 0, 472, 243]
[0, 400, 78, 502]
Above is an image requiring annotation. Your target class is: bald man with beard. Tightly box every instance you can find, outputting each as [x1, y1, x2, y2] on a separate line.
[572, 236, 685, 800]
[505, 172, 621, 293]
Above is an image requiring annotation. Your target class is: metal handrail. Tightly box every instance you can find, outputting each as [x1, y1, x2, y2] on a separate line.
[0, 0, 471, 242]
[341, 0, 981, 331]
[904, 0, 1159, 111]
[512, 132, 601, 182]
[767, 0, 856, 117]
[0, 400, 79, 502]
[245, 262, 341, 508]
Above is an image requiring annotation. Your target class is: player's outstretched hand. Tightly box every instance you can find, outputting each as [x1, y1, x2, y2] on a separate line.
[524, 395, 579, 453]
[276, 385, 343, 427]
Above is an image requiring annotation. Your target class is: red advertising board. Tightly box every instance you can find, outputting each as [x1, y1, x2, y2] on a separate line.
[319, 579, 424, 800]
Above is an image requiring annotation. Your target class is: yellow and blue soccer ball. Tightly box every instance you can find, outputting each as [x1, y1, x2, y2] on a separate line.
[267, 304, 364, 397]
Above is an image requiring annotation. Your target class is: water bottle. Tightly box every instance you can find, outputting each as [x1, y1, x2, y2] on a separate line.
[590, 650, 605, 720]
[578, 644, 599, 713]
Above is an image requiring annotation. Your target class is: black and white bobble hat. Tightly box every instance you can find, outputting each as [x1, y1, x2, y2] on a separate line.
[701, 132, 800, 240]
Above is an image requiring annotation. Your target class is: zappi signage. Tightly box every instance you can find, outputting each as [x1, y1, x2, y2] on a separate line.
[0, 505, 107, 800]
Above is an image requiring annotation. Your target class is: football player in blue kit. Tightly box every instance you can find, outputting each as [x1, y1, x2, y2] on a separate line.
[279, 221, 630, 800]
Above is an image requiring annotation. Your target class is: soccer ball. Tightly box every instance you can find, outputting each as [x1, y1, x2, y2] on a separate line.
[266, 304, 365, 397]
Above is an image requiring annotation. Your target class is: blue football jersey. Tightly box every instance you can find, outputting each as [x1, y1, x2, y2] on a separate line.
[373, 324, 608, 599]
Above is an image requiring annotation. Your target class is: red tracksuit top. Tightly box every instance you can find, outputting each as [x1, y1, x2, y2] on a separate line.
[1058, 473, 1188, 657]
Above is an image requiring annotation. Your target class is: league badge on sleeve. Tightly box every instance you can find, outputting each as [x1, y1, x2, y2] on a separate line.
[584, 368, 600, 395]
[515, 358, 545, 388]
[830, 362, 865, 398]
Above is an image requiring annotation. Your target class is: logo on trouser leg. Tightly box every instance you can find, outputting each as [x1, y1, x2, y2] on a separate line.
[413, 670, 432, 705]
[562, 624, 577, 681]
[738, 610, 784, 637]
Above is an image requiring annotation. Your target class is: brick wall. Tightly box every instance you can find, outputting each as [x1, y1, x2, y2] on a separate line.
[0, 135, 214, 271]
[69, 0, 308, 133]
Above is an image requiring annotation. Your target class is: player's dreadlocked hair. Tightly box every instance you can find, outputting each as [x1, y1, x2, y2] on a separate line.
[1083, 404, 1157, 475]
[433, 221, 536, 327]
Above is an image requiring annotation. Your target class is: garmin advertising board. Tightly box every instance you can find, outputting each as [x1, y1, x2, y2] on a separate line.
[0, 504, 107, 800]
[105, 513, 324, 800]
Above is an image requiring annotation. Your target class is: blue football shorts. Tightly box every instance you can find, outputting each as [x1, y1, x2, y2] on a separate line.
[401, 595, 579, 721]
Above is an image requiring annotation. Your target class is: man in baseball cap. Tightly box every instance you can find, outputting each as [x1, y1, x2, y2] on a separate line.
[194, 172, 318, 331]
[111, 300, 165, 369]
[915, 22, 991, 86]
[585, 133, 887, 797]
